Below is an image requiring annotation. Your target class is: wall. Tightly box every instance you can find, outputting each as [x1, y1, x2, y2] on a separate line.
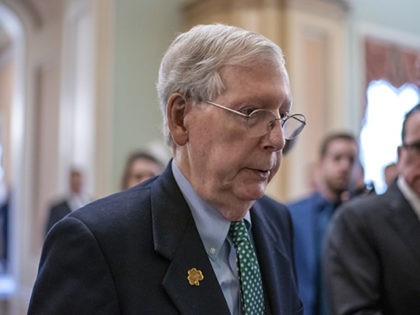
[112, 0, 180, 191]
[111, 0, 420, 197]
[350, 0, 420, 34]
[347, 0, 420, 132]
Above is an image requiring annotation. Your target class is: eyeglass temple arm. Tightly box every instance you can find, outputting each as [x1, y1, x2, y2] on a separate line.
[206, 101, 250, 118]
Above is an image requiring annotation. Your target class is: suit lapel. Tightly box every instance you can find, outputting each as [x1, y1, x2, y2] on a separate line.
[251, 201, 295, 315]
[151, 164, 230, 315]
[161, 221, 231, 315]
[385, 184, 420, 264]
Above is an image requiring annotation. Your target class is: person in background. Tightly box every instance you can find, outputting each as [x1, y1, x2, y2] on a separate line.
[121, 150, 164, 190]
[0, 192, 9, 272]
[28, 24, 306, 314]
[44, 168, 90, 235]
[342, 161, 375, 201]
[287, 132, 358, 315]
[324, 103, 420, 315]
[383, 161, 398, 188]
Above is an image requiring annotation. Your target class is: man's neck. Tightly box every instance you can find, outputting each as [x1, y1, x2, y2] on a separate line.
[318, 185, 341, 204]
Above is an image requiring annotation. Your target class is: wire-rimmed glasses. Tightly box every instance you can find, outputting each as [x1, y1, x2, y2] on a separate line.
[402, 140, 420, 154]
[206, 101, 306, 140]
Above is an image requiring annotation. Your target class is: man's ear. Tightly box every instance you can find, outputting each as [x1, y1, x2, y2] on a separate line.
[167, 93, 190, 146]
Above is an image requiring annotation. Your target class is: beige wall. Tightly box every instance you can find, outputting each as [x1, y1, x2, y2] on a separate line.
[111, 0, 180, 192]
[0, 55, 13, 188]
[110, 0, 420, 197]
[181, 0, 351, 201]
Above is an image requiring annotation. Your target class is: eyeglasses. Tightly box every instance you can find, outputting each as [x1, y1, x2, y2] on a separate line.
[402, 140, 420, 153]
[206, 101, 306, 140]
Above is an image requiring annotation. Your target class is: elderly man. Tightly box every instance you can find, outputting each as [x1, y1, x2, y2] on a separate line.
[324, 103, 420, 315]
[28, 24, 305, 315]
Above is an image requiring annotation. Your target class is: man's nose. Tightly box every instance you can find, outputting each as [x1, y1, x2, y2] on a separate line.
[265, 121, 285, 152]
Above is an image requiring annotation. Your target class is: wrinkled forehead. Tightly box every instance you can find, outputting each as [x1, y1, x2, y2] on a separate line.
[221, 61, 290, 90]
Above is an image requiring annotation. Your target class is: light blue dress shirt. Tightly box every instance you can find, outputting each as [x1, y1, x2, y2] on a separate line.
[172, 160, 251, 315]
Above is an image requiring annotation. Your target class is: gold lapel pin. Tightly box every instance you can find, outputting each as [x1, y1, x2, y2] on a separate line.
[187, 268, 204, 286]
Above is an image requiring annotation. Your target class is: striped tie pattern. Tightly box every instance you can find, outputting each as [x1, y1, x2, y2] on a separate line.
[229, 220, 265, 315]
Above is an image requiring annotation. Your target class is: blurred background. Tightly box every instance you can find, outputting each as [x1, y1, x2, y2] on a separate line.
[0, 0, 418, 314]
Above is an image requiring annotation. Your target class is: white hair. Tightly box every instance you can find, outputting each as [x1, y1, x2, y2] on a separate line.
[156, 23, 286, 146]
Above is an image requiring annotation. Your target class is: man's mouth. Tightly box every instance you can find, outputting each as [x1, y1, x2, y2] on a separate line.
[249, 168, 271, 179]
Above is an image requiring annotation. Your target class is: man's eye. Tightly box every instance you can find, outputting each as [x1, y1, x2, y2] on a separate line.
[279, 112, 288, 120]
[241, 108, 258, 116]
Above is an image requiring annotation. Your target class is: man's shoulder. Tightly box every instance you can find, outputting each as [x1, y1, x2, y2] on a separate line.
[254, 195, 291, 226]
[334, 189, 394, 224]
[257, 195, 288, 212]
[70, 182, 154, 227]
[49, 199, 70, 212]
[342, 188, 392, 212]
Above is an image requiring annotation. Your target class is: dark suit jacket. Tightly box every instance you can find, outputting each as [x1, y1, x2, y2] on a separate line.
[324, 182, 420, 315]
[28, 163, 302, 315]
[45, 200, 72, 235]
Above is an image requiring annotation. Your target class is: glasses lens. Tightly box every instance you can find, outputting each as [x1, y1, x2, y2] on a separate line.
[246, 110, 275, 137]
[247, 111, 306, 139]
[403, 141, 420, 153]
[283, 114, 306, 140]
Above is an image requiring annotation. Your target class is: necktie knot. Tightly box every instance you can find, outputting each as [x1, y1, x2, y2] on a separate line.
[229, 220, 250, 246]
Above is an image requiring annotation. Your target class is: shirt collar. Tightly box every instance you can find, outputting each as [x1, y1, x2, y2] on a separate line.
[312, 192, 340, 211]
[397, 177, 420, 220]
[67, 193, 90, 211]
[171, 160, 251, 257]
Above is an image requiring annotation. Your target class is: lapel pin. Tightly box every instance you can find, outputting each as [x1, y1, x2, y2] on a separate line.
[187, 268, 204, 286]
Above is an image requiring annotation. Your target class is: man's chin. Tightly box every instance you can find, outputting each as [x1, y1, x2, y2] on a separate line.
[236, 184, 267, 202]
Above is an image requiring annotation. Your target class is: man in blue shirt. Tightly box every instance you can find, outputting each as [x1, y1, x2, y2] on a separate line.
[288, 132, 358, 315]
